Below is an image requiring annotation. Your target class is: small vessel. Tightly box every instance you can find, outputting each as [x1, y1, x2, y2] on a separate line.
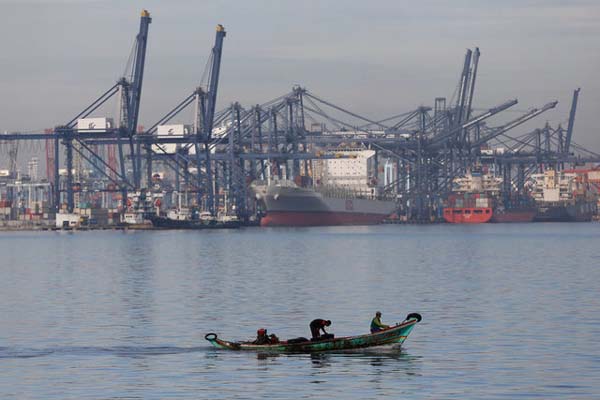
[149, 215, 240, 229]
[252, 180, 396, 227]
[205, 313, 421, 352]
[149, 208, 240, 229]
[121, 210, 152, 229]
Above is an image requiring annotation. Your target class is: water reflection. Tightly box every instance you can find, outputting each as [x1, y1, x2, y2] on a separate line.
[256, 352, 281, 361]
[309, 352, 331, 368]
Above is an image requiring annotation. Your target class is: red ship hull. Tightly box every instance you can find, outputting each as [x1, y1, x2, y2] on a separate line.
[260, 211, 388, 227]
[443, 207, 493, 224]
[490, 208, 536, 223]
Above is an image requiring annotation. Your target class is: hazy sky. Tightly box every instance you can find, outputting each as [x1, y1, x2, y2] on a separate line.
[1, 0, 599, 150]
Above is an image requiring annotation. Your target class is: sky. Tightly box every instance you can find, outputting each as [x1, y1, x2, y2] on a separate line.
[1, 0, 599, 152]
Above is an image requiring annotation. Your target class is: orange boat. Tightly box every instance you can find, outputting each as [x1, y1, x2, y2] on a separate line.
[443, 207, 493, 223]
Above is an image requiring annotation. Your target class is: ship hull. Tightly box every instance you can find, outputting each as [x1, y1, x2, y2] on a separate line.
[149, 216, 240, 229]
[255, 183, 396, 227]
[490, 208, 536, 223]
[443, 207, 493, 224]
[534, 201, 596, 222]
[260, 211, 389, 227]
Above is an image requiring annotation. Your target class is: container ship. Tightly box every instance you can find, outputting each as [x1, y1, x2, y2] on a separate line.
[252, 180, 396, 227]
[252, 148, 397, 227]
[443, 193, 493, 223]
[529, 169, 597, 222]
[442, 170, 499, 224]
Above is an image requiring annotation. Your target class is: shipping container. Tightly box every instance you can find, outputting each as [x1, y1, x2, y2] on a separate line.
[476, 199, 489, 207]
[157, 124, 191, 136]
[77, 117, 114, 131]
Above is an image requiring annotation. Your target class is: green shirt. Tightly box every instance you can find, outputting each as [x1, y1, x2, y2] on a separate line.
[371, 316, 387, 330]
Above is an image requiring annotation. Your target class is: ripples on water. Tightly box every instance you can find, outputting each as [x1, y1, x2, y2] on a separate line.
[1, 224, 600, 399]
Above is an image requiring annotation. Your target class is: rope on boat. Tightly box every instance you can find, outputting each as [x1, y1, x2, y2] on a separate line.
[205, 333, 217, 340]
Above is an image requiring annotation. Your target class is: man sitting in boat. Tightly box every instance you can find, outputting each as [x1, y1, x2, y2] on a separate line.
[253, 328, 271, 345]
[269, 333, 280, 344]
[370, 311, 390, 333]
[310, 319, 332, 341]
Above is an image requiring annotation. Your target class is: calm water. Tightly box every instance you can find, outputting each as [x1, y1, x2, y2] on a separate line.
[1, 224, 600, 399]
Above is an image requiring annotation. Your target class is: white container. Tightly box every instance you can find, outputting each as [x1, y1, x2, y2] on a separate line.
[157, 124, 190, 137]
[56, 213, 80, 228]
[77, 117, 114, 131]
[151, 143, 178, 154]
[588, 171, 600, 181]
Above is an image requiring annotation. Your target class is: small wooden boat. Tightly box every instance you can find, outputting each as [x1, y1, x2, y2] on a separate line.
[205, 313, 421, 352]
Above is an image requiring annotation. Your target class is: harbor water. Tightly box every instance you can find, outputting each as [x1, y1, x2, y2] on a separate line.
[1, 224, 600, 399]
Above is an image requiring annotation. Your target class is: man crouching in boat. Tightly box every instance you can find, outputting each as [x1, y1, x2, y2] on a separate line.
[252, 328, 280, 345]
[310, 319, 333, 341]
[370, 311, 390, 333]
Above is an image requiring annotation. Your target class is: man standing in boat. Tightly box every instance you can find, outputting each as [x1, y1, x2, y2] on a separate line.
[310, 319, 332, 340]
[370, 311, 390, 333]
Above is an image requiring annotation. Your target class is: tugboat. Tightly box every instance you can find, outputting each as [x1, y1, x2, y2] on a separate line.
[120, 190, 160, 229]
[149, 208, 240, 229]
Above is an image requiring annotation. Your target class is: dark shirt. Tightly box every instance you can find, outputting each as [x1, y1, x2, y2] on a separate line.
[310, 319, 328, 339]
[253, 335, 270, 345]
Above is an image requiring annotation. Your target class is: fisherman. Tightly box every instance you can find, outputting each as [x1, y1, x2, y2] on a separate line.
[370, 311, 390, 333]
[253, 328, 271, 345]
[269, 333, 280, 344]
[310, 319, 332, 340]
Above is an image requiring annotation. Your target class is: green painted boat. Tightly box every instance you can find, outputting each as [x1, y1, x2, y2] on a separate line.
[205, 313, 421, 352]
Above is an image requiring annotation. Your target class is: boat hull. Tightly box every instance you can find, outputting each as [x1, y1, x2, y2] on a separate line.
[149, 216, 240, 229]
[490, 208, 536, 223]
[443, 207, 492, 223]
[205, 314, 420, 353]
[534, 201, 596, 222]
[260, 211, 390, 227]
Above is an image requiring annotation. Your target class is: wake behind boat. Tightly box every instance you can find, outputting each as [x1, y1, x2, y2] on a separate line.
[205, 313, 421, 352]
